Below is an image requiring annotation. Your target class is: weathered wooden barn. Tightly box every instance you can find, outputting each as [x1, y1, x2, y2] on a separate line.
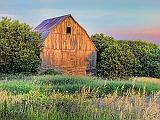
[34, 14, 97, 75]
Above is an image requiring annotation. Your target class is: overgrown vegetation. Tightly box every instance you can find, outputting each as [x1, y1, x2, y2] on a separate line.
[0, 75, 160, 120]
[0, 17, 159, 120]
[0, 17, 41, 74]
[91, 33, 160, 79]
[40, 68, 62, 75]
[0, 75, 160, 96]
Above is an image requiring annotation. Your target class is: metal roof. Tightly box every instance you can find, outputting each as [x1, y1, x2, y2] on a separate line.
[34, 14, 71, 40]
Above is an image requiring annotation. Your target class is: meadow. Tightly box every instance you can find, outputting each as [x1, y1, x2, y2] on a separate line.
[0, 74, 160, 120]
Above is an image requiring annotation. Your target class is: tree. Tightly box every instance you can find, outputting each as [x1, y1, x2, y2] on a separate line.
[120, 40, 158, 76]
[98, 40, 139, 78]
[0, 17, 41, 74]
[141, 48, 160, 78]
[91, 34, 117, 76]
[91, 33, 159, 79]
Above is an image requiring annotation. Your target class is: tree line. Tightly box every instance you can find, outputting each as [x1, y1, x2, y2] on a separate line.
[91, 34, 160, 78]
[0, 18, 159, 78]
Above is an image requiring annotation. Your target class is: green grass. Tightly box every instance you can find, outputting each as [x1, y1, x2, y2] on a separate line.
[0, 74, 160, 120]
[37, 75, 160, 95]
[0, 74, 160, 96]
[0, 91, 116, 120]
[0, 81, 36, 94]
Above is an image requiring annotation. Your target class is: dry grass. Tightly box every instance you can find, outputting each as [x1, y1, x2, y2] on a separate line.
[0, 91, 22, 103]
[103, 93, 160, 120]
[132, 77, 160, 85]
[0, 88, 160, 120]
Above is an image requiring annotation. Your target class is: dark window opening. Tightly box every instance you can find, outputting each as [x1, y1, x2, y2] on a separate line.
[66, 27, 71, 34]
[86, 69, 90, 74]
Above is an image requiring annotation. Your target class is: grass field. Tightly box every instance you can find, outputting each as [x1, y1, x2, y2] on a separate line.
[132, 77, 160, 85]
[0, 74, 160, 95]
[0, 74, 160, 120]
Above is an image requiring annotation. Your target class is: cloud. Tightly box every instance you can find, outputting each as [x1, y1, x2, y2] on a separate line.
[99, 27, 160, 45]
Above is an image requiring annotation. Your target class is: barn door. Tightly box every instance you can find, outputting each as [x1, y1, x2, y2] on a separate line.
[61, 51, 77, 74]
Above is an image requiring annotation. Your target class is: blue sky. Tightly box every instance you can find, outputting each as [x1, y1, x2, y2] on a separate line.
[0, 0, 160, 45]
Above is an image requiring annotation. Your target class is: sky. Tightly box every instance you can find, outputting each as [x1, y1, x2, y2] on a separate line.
[0, 0, 160, 45]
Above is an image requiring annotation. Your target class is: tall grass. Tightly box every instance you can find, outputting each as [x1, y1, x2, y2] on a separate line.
[0, 74, 160, 120]
[0, 90, 115, 120]
[0, 89, 159, 120]
[0, 74, 160, 96]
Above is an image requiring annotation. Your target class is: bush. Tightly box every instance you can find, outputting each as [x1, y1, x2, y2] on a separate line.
[99, 41, 139, 78]
[141, 48, 160, 78]
[40, 68, 62, 75]
[0, 17, 41, 74]
[120, 40, 158, 77]
[91, 33, 159, 78]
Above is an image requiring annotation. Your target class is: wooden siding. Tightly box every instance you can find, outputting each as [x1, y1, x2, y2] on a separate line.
[41, 16, 96, 75]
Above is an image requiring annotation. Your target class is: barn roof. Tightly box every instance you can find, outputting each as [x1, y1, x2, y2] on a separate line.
[34, 14, 71, 40]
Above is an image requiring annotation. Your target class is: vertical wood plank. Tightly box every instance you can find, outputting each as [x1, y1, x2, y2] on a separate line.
[41, 16, 96, 75]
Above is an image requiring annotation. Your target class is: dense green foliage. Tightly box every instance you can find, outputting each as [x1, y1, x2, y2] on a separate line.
[120, 40, 159, 77]
[91, 33, 159, 78]
[0, 17, 41, 74]
[141, 48, 160, 78]
[40, 68, 62, 75]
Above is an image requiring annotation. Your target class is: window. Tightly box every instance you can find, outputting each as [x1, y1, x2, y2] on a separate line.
[86, 69, 90, 74]
[66, 27, 71, 34]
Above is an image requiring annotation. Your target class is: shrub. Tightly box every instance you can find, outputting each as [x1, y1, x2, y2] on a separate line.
[91, 33, 159, 78]
[141, 48, 160, 78]
[0, 17, 41, 74]
[121, 40, 158, 77]
[40, 68, 62, 75]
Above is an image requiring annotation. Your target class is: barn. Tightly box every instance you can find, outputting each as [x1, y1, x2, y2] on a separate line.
[34, 14, 97, 75]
